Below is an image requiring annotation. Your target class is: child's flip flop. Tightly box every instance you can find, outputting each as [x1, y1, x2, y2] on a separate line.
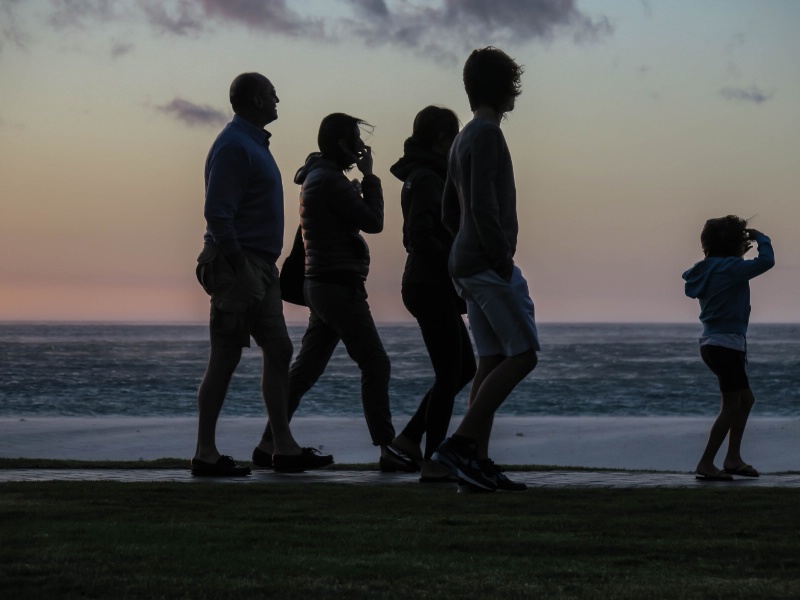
[723, 464, 759, 477]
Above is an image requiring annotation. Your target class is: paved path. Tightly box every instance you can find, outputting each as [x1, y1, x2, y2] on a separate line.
[4, 417, 799, 473]
[3, 469, 800, 488]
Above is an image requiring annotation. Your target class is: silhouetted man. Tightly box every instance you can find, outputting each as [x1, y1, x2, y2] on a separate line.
[192, 72, 333, 475]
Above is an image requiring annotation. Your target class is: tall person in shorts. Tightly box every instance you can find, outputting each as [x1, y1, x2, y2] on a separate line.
[432, 48, 539, 492]
[683, 216, 774, 481]
[192, 72, 333, 476]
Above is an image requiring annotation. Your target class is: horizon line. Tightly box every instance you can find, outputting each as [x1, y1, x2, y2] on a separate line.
[1, 319, 798, 327]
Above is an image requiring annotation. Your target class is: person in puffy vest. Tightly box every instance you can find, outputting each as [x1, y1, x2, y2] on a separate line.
[260, 112, 417, 473]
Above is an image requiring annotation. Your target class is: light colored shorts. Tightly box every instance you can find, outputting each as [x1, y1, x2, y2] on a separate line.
[453, 266, 540, 357]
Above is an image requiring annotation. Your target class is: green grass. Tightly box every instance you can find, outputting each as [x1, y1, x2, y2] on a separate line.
[2, 482, 799, 599]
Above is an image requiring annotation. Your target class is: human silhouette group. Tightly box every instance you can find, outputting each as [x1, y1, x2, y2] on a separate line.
[191, 47, 775, 491]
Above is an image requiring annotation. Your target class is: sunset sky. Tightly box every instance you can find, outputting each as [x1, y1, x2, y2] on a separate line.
[2, 0, 798, 324]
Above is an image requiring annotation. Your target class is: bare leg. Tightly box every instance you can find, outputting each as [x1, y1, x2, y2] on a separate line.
[465, 355, 503, 458]
[696, 389, 750, 476]
[194, 345, 242, 463]
[258, 312, 339, 455]
[259, 337, 303, 456]
[723, 388, 756, 470]
[456, 350, 537, 459]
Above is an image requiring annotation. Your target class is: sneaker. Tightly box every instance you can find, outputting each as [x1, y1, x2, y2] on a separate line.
[272, 448, 334, 473]
[479, 459, 528, 492]
[431, 437, 497, 491]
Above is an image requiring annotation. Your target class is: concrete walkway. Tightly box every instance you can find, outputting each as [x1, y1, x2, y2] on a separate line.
[3, 468, 800, 488]
[3, 416, 799, 473]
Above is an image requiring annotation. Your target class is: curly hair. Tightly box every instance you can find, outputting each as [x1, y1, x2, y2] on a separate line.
[463, 47, 524, 112]
[701, 215, 749, 257]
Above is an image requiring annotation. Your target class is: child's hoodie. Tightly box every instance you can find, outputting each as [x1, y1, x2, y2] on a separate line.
[682, 233, 774, 336]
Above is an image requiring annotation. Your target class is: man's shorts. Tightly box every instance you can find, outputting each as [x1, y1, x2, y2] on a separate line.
[196, 244, 289, 348]
[453, 265, 540, 357]
[700, 344, 750, 392]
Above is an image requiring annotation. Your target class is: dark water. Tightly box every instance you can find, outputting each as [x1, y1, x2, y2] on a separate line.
[1, 322, 798, 418]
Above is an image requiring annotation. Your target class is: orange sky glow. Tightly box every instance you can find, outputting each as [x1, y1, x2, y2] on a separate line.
[2, 0, 798, 323]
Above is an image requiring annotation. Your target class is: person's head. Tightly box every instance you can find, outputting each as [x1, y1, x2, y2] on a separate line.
[410, 106, 460, 156]
[463, 46, 523, 113]
[317, 112, 373, 169]
[701, 215, 751, 258]
[229, 72, 279, 126]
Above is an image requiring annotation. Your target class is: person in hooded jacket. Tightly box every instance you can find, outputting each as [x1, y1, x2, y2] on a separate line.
[388, 106, 477, 482]
[682, 215, 774, 481]
[258, 112, 417, 472]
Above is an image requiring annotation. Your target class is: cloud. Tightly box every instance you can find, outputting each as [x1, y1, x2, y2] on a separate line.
[1, 0, 31, 53]
[138, 0, 204, 36]
[15, 0, 609, 64]
[47, 0, 119, 29]
[719, 85, 774, 105]
[155, 98, 228, 127]
[198, 0, 326, 38]
[344, 0, 613, 62]
[111, 40, 133, 58]
[133, 0, 326, 38]
[726, 32, 746, 53]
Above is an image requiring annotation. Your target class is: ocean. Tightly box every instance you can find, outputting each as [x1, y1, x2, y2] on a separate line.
[1, 322, 798, 418]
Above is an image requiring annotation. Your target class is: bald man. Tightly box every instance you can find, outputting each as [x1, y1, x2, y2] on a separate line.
[192, 73, 333, 475]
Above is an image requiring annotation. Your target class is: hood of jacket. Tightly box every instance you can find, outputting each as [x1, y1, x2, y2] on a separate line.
[294, 152, 339, 185]
[682, 257, 741, 299]
[389, 138, 447, 182]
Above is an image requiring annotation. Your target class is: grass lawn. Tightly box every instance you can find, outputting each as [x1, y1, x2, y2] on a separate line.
[2, 480, 799, 599]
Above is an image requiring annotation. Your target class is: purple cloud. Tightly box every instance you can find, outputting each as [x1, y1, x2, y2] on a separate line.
[14, 0, 609, 63]
[139, 0, 204, 36]
[134, 0, 325, 38]
[156, 98, 228, 128]
[47, 0, 119, 29]
[199, 0, 326, 37]
[345, 0, 613, 61]
[719, 85, 774, 105]
[111, 41, 133, 58]
[1, 0, 31, 53]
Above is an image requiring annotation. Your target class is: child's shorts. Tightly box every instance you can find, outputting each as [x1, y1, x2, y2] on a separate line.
[453, 265, 540, 358]
[700, 344, 750, 392]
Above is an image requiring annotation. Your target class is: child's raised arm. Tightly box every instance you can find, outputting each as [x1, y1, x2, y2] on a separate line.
[739, 229, 774, 280]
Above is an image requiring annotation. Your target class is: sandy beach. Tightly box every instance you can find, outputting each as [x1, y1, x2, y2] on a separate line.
[1, 416, 797, 472]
